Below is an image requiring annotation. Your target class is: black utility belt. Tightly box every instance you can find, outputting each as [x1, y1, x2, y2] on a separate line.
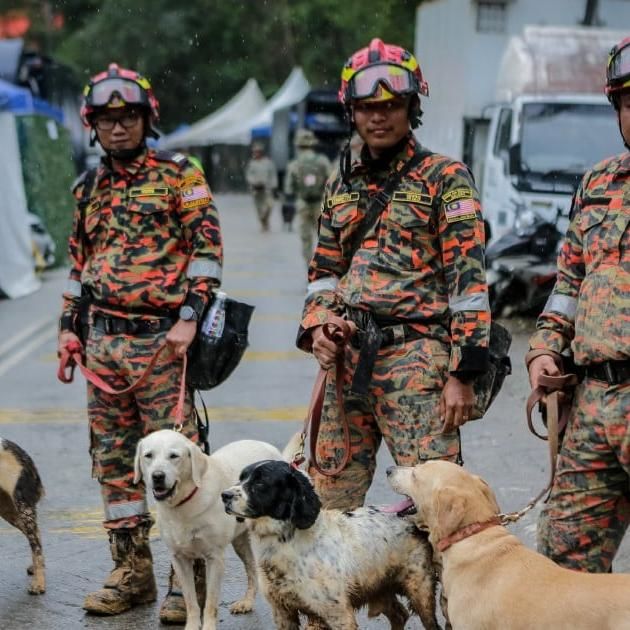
[583, 360, 630, 386]
[350, 323, 423, 350]
[92, 313, 175, 336]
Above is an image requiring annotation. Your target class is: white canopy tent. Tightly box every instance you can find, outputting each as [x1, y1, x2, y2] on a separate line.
[159, 78, 266, 150]
[212, 67, 311, 145]
[0, 111, 40, 298]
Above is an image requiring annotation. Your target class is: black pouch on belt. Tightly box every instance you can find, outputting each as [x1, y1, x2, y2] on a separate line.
[350, 315, 384, 396]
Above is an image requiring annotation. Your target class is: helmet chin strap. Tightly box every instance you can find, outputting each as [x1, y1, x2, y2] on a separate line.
[106, 143, 146, 162]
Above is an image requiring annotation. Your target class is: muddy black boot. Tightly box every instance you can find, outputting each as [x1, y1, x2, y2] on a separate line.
[159, 559, 206, 625]
[83, 524, 157, 615]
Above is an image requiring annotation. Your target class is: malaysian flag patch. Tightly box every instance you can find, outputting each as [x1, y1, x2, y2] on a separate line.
[181, 182, 211, 208]
[444, 199, 477, 223]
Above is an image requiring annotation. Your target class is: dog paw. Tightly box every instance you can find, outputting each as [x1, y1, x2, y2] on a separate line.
[28, 578, 46, 595]
[229, 598, 253, 615]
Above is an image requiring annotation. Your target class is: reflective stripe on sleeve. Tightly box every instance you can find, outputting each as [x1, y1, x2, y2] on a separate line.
[187, 259, 222, 280]
[65, 278, 82, 297]
[104, 499, 149, 521]
[543, 293, 577, 321]
[449, 292, 490, 313]
[307, 276, 339, 296]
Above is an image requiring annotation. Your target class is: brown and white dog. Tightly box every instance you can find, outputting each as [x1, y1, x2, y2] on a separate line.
[387, 460, 630, 630]
[222, 459, 441, 630]
[0, 437, 45, 594]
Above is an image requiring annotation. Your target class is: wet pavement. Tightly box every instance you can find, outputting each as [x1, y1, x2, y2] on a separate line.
[1, 193, 629, 629]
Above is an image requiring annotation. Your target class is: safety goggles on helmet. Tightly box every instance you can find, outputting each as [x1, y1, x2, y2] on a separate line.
[88, 78, 147, 108]
[607, 39, 630, 93]
[349, 63, 419, 101]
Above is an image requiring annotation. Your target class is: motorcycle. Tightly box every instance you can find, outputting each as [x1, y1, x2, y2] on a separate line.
[485, 209, 562, 317]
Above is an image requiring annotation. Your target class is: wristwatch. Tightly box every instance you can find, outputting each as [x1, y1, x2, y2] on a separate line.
[179, 305, 198, 322]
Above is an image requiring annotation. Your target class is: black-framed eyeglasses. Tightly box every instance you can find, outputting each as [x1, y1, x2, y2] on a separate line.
[94, 111, 142, 131]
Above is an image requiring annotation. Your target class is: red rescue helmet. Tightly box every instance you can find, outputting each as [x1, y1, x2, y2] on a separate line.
[80, 63, 160, 127]
[338, 38, 429, 106]
[606, 37, 630, 106]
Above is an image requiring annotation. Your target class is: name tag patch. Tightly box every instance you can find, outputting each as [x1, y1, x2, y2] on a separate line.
[129, 186, 169, 198]
[442, 187, 474, 203]
[392, 190, 433, 206]
[327, 192, 360, 208]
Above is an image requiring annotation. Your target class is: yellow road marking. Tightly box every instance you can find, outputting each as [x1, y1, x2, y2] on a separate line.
[0, 407, 308, 425]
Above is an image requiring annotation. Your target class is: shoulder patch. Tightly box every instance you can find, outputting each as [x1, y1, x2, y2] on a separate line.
[442, 187, 473, 204]
[444, 199, 477, 223]
[181, 180, 211, 209]
[154, 150, 190, 168]
[327, 192, 360, 208]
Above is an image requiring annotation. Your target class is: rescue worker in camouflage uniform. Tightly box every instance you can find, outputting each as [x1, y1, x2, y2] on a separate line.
[284, 129, 332, 265]
[296, 38, 490, 510]
[245, 141, 278, 232]
[527, 37, 630, 573]
[56, 63, 222, 623]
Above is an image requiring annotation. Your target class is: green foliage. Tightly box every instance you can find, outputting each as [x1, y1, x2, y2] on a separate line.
[16, 115, 76, 266]
[50, 0, 417, 131]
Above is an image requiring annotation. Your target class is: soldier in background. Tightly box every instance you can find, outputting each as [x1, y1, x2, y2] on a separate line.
[245, 141, 277, 232]
[527, 37, 630, 574]
[284, 129, 331, 265]
[296, 38, 490, 510]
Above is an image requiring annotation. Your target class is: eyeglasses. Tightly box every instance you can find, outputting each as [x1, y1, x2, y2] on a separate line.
[94, 112, 142, 131]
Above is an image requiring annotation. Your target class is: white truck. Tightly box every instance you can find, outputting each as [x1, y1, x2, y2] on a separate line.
[415, 22, 626, 243]
[479, 26, 625, 242]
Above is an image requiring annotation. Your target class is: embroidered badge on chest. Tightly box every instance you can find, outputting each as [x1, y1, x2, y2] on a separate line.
[327, 192, 360, 208]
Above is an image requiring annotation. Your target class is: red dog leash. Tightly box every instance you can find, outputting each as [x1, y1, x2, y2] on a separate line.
[58, 340, 187, 429]
[292, 317, 354, 477]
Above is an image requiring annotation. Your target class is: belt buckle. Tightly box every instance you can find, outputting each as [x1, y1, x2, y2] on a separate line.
[146, 319, 161, 333]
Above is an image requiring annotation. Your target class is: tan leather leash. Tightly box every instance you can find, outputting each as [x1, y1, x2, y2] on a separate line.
[526, 372, 579, 503]
[292, 317, 354, 477]
[58, 339, 188, 430]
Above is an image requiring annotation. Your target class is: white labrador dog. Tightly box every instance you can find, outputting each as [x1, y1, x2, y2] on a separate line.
[133, 429, 283, 630]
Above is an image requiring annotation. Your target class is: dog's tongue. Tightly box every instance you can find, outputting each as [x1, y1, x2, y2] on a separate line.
[378, 497, 415, 514]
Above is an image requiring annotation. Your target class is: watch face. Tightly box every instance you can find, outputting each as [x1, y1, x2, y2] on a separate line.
[180, 305, 196, 321]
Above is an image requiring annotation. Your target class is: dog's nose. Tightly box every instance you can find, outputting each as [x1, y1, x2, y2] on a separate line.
[221, 490, 234, 502]
[152, 471, 165, 484]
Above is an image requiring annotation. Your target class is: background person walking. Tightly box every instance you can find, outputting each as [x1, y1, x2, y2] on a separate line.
[284, 129, 332, 265]
[245, 141, 277, 232]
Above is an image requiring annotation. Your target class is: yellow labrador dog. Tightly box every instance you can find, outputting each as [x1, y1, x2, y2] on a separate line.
[387, 460, 630, 630]
[134, 430, 283, 630]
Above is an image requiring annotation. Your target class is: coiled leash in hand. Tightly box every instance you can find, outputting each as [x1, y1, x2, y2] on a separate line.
[292, 316, 354, 477]
[57, 340, 188, 430]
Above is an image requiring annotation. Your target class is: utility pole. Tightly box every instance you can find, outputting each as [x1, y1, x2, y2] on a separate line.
[581, 0, 599, 26]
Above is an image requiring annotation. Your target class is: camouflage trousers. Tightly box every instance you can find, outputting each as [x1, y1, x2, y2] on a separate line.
[538, 377, 630, 572]
[309, 335, 461, 511]
[86, 327, 197, 530]
[297, 199, 320, 265]
[252, 190, 273, 230]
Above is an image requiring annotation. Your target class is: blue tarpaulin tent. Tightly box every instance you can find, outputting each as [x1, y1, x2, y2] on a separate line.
[0, 78, 64, 123]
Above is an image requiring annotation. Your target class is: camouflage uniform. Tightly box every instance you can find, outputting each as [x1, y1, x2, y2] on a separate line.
[529, 152, 630, 572]
[60, 148, 223, 529]
[284, 146, 331, 264]
[297, 133, 490, 510]
[245, 153, 278, 231]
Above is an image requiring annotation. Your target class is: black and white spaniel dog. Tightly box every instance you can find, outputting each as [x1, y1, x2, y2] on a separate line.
[221, 459, 441, 630]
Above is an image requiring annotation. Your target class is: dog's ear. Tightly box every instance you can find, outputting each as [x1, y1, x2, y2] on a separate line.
[475, 475, 501, 512]
[190, 443, 208, 487]
[289, 469, 320, 529]
[433, 486, 467, 538]
[133, 439, 144, 485]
